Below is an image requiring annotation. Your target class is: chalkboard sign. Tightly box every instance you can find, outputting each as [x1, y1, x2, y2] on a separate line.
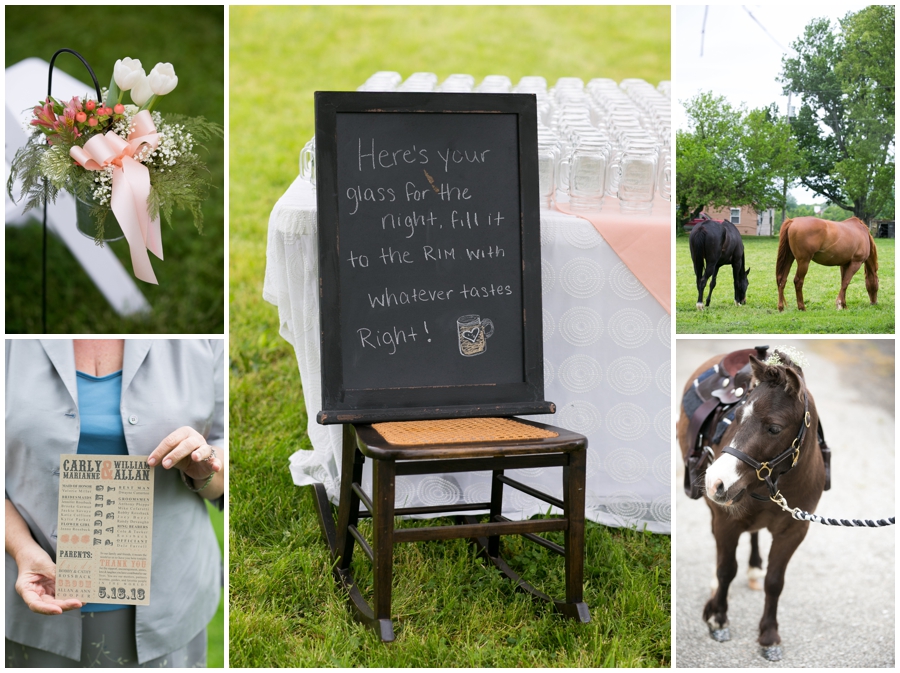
[315, 92, 552, 424]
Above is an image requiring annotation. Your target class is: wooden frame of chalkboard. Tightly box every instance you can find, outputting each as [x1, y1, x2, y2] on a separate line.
[315, 91, 553, 425]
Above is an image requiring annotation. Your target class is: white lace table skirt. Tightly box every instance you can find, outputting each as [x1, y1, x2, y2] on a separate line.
[264, 177, 671, 533]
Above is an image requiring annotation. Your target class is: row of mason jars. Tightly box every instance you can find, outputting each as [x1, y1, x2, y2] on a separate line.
[358, 72, 670, 136]
[300, 133, 671, 213]
[358, 71, 553, 94]
[301, 73, 671, 212]
[542, 134, 671, 213]
[542, 76, 670, 212]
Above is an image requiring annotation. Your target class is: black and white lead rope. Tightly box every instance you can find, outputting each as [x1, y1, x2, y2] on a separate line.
[770, 492, 895, 527]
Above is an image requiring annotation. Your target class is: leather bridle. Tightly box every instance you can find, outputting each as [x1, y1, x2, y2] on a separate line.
[720, 385, 811, 501]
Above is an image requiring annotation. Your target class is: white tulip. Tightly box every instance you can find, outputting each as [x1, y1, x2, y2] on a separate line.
[147, 63, 178, 96]
[113, 57, 145, 91]
[130, 75, 154, 107]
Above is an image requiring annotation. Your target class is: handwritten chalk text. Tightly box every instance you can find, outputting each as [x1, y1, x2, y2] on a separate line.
[346, 186, 396, 215]
[356, 325, 420, 355]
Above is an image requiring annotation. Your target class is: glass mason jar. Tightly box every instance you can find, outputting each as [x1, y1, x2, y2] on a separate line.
[537, 141, 559, 208]
[658, 152, 671, 202]
[299, 138, 316, 188]
[607, 145, 658, 213]
[75, 196, 124, 242]
[558, 140, 610, 211]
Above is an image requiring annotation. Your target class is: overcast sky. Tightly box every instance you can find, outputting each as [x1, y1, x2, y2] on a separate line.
[674, 3, 873, 202]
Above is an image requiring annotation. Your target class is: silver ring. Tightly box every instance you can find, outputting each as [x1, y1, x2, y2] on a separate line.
[203, 446, 216, 463]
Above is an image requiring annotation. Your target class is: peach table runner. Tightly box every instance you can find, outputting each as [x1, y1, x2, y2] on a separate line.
[554, 199, 671, 313]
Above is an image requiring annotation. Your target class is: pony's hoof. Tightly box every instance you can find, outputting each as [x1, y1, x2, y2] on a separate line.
[706, 617, 730, 642]
[760, 645, 783, 661]
[708, 626, 731, 642]
[696, 302, 704, 311]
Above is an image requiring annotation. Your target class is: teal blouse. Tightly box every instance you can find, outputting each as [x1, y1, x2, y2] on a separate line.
[76, 370, 128, 613]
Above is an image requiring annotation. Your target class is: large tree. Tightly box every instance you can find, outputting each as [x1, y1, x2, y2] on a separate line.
[779, 5, 895, 223]
[676, 92, 802, 228]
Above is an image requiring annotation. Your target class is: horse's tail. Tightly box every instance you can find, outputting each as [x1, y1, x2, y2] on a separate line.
[864, 230, 879, 304]
[775, 219, 795, 284]
[866, 231, 878, 271]
[689, 225, 706, 279]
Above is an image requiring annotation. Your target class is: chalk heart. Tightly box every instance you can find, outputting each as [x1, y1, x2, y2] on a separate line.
[462, 327, 481, 343]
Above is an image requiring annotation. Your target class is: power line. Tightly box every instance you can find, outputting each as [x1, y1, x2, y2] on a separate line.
[791, 85, 896, 94]
[742, 5, 789, 52]
[700, 6, 709, 58]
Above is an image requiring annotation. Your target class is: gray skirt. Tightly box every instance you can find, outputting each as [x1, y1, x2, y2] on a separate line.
[5, 608, 207, 668]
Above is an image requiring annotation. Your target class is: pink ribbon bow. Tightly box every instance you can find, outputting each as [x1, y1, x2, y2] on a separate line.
[70, 110, 164, 284]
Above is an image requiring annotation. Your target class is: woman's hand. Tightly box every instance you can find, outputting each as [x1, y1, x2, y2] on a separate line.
[6, 500, 82, 615]
[14, 545, 83, 615]
[148, 426, 225, 500]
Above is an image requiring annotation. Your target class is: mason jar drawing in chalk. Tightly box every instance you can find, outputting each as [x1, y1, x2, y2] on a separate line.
[457, 314, 494, 356]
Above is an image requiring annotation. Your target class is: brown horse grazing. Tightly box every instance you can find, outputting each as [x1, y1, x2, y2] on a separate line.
[776, 216, 878, 311]
[677, 350, 826, 661]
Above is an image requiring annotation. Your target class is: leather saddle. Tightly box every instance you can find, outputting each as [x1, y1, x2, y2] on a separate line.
[682, 346, 832, 499]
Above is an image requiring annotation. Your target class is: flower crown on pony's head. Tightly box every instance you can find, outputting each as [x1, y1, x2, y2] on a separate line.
[764, 346, 809, 370]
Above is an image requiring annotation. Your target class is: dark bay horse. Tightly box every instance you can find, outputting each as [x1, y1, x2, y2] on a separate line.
[776, 216, 878, 311]
[677, 350, 825, 661]
[690, 219, 750, 310]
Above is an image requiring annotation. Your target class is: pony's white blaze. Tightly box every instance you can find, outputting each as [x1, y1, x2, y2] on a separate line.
[741, 400, 755, 422]
[705, 450, 741, 498]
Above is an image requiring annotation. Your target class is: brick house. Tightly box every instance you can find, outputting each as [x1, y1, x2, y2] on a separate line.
[706, 205, 778, 236]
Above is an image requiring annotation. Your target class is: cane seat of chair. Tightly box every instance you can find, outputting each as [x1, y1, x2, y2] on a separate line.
[371, 417, 559, 446]
[313, 416, 591, 642]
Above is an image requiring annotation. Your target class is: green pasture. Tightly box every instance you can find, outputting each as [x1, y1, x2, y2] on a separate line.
[230, 5, 670, 667]
[676, 236, 894, 334]
[5, 6, 224, 334]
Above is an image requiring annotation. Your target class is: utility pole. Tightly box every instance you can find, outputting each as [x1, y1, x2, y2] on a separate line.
[779, 92, 792, 234]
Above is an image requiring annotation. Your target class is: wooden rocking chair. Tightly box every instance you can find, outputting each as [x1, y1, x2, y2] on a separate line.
[312, 417, 590, 642]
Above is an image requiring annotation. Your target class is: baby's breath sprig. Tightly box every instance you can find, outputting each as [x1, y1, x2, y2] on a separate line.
[765, 346, 809, 370]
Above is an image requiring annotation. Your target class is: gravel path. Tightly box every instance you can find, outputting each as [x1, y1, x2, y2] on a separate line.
[675, 339, 895, 668]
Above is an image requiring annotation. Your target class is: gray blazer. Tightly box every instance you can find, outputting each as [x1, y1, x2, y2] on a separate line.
[5, 339, 224, 663]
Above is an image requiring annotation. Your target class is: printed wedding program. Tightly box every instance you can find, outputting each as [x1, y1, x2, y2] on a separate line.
[56, 455, 154, 605]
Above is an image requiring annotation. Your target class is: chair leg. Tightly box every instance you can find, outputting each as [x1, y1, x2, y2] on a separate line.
[371, 458, 396, 641]
[335, 424, 363, 572]
[488, 468, 504, 557]
[560, 446, 591, 623]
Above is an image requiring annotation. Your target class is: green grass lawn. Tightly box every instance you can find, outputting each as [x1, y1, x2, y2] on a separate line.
[230, 5, 670, 667]
[5, 6, 224, 334]
[206, 502, 224, 668]
[675, 236, 895, 334]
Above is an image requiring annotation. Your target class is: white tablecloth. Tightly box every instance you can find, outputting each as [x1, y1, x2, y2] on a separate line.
[264, 177, 671, 533]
